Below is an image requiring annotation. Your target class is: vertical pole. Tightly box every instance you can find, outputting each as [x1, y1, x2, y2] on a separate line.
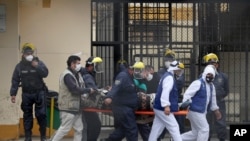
[49, 97, 54, 137]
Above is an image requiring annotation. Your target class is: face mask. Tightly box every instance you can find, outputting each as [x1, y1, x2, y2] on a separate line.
[206, 76, 214, 83]
[75, 64, 81, 72]
[25, 55, 33, 62]
[165, 61, 171, 68]
[146, 73, 153, 81]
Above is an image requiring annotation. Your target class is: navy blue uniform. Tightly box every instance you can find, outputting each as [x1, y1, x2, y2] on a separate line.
[175, 73, 186, 133]
[10, 58, 48, 141]
[105, 69, 138, 141]
[207, 70, 229, 141]
[80, 68, 101, 141]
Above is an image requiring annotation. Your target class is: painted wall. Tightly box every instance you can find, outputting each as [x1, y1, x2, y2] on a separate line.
[0, 0, 91, 139]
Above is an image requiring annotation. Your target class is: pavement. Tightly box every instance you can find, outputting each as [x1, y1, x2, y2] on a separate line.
[18, 127, 227, 141]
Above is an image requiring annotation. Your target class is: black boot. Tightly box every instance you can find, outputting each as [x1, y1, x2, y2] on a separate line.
[41, 136, 47, 141]
[40, 126, 47, 141]
[24, 136, 32, 141]
[24, 130, 32, 141]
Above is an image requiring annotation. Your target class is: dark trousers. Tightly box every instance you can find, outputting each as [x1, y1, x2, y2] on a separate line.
[82, 112, 101, 141]
[107, 106, 138, 141]
[21, 91, 47, 140]
[207, 101, 227, 141]
[137, 123, 151, 141]
[175, 115, 186, 134]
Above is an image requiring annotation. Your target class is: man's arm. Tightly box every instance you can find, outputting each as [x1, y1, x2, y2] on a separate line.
[34, 59, 49, 78]
[64, 74, 92, 95]
[10, 64, 21, 96]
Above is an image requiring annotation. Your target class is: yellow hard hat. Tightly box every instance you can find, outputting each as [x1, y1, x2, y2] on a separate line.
[86, 56, 102, 64]
[117, 59, 127, 64]
[92, 57, 103, 63]
[165, 49, 175, 58]
[133, 61, 145, 69]
[178, 62, 185, 69]
[204, 53, 219, 63]
[21, 43, 35, 53]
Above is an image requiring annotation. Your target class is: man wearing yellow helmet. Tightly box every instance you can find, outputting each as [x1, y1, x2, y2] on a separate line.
[204, 53, 229, 141]
[157, 49, 186, 140]
[10, 43, 48, 141]
[158, 48, 176, 78]
[101, 61, 140, 141]
[135, 64, 160, 141]
[80, 56, 104, 141]
[174, 62, 186, 134]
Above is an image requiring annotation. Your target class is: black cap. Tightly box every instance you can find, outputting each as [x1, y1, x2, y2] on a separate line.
[86, 56, 94, 65]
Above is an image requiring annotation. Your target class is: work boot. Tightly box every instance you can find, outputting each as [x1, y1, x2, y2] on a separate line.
[24, 130, 32, 141]
[24, 137, 32, 141]
[40, 126, 47, 141]
[41, 136, 47, 141]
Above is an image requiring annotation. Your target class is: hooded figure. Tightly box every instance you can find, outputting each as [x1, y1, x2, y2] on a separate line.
[181, 65, 221, 141]
[149, 60, 183, 141]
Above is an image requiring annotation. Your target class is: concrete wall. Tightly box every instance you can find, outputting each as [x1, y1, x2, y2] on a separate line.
[0, 0, 91, 139]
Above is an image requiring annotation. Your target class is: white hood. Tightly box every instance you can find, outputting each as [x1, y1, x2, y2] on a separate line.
[168, 60, 181, 72]
[202, 65, 215, 79]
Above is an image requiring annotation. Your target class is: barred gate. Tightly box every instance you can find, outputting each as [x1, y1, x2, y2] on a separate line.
[91, 0, 250, 127]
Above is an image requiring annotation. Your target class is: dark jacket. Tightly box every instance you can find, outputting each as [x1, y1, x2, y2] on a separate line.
[106, 69, 138, 109]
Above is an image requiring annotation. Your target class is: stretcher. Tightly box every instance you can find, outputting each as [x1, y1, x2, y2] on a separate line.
[83, 108, 188, 116]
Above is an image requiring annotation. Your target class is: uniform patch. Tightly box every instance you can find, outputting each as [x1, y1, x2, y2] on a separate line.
[114, 80, 121, 85]
[218, 78, 223, 83]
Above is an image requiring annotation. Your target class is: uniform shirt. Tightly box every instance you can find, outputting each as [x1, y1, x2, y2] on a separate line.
[106, 69, 138, 108]
[10, 58, 48, 96]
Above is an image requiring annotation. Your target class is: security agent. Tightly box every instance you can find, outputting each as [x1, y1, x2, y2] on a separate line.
[158, 48, 176, 78]
[80, 56, 103, 141]
[204, 53, 229, 141]
[101, 62, 140, 141]
[10, 43, 49, 141]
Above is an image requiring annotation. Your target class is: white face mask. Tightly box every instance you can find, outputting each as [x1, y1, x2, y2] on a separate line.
[75, 64, 81, 72]
[25, 55, 33, 62]
[165, 61, 171, 68]
[146, 73, 153, 81]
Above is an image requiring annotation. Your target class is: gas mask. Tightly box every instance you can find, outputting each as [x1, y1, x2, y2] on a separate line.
[206, 76, 214, 83]
[25, 55, 34, 62]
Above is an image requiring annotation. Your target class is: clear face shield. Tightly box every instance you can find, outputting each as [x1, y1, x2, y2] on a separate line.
[133, 68, 145, 79]
[94, 62, 104, 73]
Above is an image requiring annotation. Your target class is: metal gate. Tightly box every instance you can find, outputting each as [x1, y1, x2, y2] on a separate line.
[91, 0, 250, 126]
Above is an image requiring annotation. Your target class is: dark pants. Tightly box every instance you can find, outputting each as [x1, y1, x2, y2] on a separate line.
[21, 91, 47, 141]
[137, 123, 151, 141]
[82, 112, 101, 141]
[107, 106, 138, 141]
[175, 115, 186, 134]
[207, 101, 227, 141]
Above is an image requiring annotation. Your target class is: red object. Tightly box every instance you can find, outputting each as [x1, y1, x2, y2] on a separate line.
[83, 108, 188, 116]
